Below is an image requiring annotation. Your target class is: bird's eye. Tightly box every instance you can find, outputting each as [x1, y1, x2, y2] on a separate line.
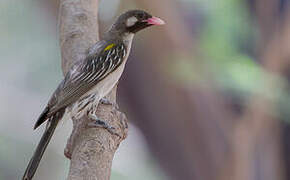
[137, 13, 144, 19]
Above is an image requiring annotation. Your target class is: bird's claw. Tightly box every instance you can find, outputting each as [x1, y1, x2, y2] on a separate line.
[100, 98, 119, 109]
[88, 113, 120, 137]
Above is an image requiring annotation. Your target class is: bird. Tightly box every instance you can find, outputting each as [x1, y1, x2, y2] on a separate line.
[22, 9, 165, 180]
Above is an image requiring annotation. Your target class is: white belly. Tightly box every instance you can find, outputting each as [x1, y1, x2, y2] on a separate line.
[69, 52, 129, 119]
[83, 61, 126, 100]
[69, 33, 133, 119]
[83, 34, 133, 100]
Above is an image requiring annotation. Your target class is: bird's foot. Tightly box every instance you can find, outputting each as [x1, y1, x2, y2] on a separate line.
[100, 98, 119, 109]
[88, 113, 120, 137]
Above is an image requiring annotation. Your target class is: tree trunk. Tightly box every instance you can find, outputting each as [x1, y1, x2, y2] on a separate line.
[58, 0, 128, 179]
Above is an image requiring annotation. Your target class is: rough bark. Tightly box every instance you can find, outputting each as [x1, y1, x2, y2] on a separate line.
[58, 0, 128, 179]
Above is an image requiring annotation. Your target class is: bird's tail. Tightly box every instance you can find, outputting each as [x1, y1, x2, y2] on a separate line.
[22, 109, 65, 180]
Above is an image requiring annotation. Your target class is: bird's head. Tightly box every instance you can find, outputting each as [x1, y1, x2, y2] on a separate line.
[109, 10, 165, 35]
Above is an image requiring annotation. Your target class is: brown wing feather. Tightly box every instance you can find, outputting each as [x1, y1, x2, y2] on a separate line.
[34, 42, 126, 128]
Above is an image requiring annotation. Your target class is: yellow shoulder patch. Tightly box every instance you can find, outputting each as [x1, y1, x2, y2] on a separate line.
[104, 43, 115, 51]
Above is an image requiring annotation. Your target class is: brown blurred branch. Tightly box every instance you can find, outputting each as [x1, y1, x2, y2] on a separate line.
[58, 0, 128, 179]
[121, 1, 289, 180]
[120, 0, 233, 179]
[221, 1, 290, 180]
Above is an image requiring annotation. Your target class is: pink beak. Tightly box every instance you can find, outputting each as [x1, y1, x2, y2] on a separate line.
[144, 17, 165, 25]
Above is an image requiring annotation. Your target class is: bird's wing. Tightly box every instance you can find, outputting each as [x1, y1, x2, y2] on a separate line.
[47, 42, 127, 115]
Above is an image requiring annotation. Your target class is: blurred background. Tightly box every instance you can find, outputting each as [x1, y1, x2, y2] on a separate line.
[1, 0, 290, 179]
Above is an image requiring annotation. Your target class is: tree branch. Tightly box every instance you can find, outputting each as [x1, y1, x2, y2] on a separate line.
[58, 0, 128, 179]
